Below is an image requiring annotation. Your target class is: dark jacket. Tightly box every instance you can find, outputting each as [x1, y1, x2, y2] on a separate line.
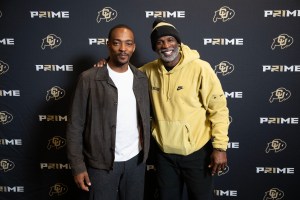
[66, 64, 150, 175]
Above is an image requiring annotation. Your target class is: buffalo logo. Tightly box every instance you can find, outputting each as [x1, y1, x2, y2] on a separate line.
[214, 61, 234, 76]
[0, 159, 15, 172]
[96, 7, 117, 23]
[0, 111, 13, 124]
[217, 165, 229, 176]
[49, 183, 68, 196]
[263, 188, 284, 200]
[269, 87, 291, 103]
[47, 136, 66, 150]
[41, 34, 62, 49]
[0, 60, 9, 75]
[271, 34, 293, 50]
[46, 86, 65, 101]
[265, 139, 287, 153]
[213, 6, 235, 22]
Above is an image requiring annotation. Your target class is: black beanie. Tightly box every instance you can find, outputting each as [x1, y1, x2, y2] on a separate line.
[150, 18, 181, 51]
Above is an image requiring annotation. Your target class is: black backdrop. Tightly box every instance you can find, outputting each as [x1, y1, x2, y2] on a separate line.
[1, 1, 300, 200]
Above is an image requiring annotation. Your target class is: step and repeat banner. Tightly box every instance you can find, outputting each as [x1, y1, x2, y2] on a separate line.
[1, 1, 299, 200]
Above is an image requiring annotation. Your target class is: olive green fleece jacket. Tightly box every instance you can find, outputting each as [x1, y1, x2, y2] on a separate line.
[139, 44, 229, 155]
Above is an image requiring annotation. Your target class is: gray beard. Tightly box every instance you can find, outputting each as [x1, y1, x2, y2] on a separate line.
[158, 46, 179, 63]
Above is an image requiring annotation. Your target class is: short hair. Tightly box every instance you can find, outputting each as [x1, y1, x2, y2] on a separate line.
[108, 24, 134, 41]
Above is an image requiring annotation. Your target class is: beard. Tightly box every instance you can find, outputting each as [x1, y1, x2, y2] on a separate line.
[157, 45, 180, 63]
[113, 53, 130, 67]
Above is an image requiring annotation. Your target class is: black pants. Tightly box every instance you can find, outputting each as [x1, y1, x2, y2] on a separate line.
[87, 152, 146, 200]
[156, 142, 213, 200]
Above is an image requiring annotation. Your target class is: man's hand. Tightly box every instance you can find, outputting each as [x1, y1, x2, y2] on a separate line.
[208, 149, 227, 176]
[74, 171, 91, 191]
[93, 58, 107, 67]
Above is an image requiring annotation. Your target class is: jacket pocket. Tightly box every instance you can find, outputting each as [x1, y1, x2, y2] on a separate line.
[153, 121, 193, 155]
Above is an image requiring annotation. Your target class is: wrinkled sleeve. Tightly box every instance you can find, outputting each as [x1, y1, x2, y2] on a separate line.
[200, 63, 230, 150]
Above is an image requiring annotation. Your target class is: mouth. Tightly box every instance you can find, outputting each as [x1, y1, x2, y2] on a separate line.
[160, 49, 174, 56]
[118, 53, 128, 59]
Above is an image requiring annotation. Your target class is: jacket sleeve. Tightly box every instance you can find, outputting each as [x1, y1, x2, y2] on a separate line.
[199, 62, 230, 150]
[66, 72, 89, 175]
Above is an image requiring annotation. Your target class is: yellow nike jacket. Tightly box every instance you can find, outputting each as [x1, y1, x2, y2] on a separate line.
[140, 44, 229, 155]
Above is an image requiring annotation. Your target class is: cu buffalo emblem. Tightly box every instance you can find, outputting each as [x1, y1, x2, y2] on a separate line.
[0, 111, 13, 125]
[96, 7, 117, 23]
[0, 60, 9, 75]
[265, 139, 287, 153]
[49, 183, 68, 196]
[269, 87, 291, 103]
[214, 61, 234, 76]
[41, 34, 62, 49]
[263, 188, 284, 200]
[46, 86, 65, 101]
[213, 6, 235, 22]
[271, 34, 293, 50]
[47, 136, 66, 150]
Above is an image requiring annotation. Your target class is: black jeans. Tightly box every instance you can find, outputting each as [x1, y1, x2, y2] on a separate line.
[156, 142, 213, 200]
[87, 152, 145, 200]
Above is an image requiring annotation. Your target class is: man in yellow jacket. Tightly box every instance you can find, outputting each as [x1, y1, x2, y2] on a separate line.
[96, 19, 229, 200]
[140, 19, 229, 200]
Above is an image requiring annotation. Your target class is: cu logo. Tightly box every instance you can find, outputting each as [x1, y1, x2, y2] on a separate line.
[41, 34, 62, 49]
[271, 34, 293, 50]
[263, 188, 284, 200]
[217, 165, 229, 176]
[46, 86, 65, 101]
[0, 60, 9, 75]
[49, 183, 68, 196]
[47, 136, 66, 150]
[0, 111, 13, 124]
[265, 139, 287, 153]
[214, 61, 234, 76]
[213, 6, 235, 22]
[96, 7, 117, 23]
[269, 87, 291, 103]
[0, 159, 15, 172]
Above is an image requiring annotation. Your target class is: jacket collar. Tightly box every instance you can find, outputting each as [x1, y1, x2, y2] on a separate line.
[95, 63, 144, 81]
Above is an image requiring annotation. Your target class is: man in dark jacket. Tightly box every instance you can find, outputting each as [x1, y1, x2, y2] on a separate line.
[66, 24, 150, 200]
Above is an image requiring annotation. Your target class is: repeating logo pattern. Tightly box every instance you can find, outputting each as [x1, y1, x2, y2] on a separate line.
[0, 159, 15, 172]
[96, 7, 117, 23]
[41, 34, 62, 49]
[47, 136, 66, 150]
[263, 188, 284, 200]
[269, 87, 291, 103]
[49, 183, 68, 196]
[217, 165, 230, 176]
[271, 34, 294, 50]
[0, 60, 9, 75]
[265, 139, 287, 153]
[0, 111, 13, 124]
[0, 2, 299, 199]
[213, 6, 235, 22]
[46, 86, 65, 101]
[214, 61, 234, 76]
